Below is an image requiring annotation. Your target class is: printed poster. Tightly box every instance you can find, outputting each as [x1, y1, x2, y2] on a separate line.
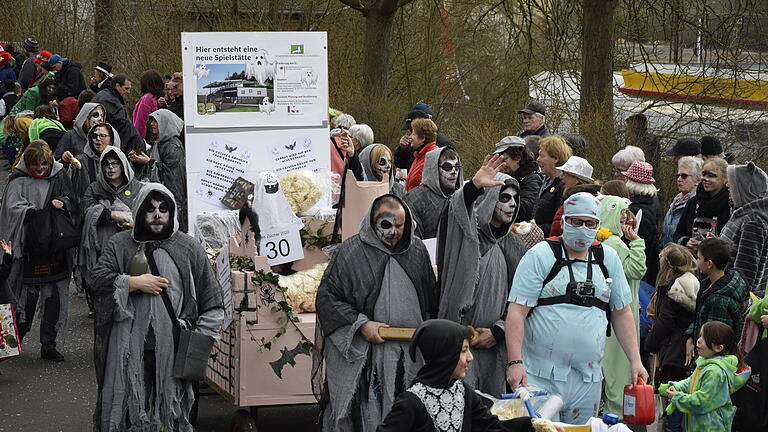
[194, 136, 253, 205]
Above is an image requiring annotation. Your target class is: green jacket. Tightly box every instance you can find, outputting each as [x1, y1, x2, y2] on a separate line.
[10, 86, 42, 115]
[687, 270, 747, 339]
[28, 117, 65, 141]
[749, 294, 767, 338]
[663, 355, 750, 432]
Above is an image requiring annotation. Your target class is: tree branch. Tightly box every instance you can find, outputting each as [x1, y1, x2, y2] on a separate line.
[337, 0, 368, 13]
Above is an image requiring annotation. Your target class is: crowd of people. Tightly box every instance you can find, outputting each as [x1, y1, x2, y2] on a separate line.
[0, 37, 766, 432]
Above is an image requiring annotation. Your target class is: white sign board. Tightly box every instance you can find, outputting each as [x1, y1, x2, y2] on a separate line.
[259, 225, 305, 265]
[181, 32, 329, 128]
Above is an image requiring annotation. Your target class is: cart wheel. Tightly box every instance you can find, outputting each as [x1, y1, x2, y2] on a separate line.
[230, 409, 258, 432]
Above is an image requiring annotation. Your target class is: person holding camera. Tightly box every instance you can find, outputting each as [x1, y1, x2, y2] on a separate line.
[504, 192, 648, 425]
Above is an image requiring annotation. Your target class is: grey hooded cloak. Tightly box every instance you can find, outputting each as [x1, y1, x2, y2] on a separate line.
[436, 174, 525, 395]
[54, 102, 104, 160]
[403, 147, 464, 239]
[315, 194, 437, 432]
[144, 109, 187, 232]
[69, 122, 123, 217]
[89, 183, 224, 432]
[359, 144, 406, 199]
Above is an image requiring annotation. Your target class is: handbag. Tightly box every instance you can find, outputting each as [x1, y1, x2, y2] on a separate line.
[0, 303, 22, 361]
[25, 205, 80, 253]
[145, 245, 215, 381]
[732, 331, 768, 432]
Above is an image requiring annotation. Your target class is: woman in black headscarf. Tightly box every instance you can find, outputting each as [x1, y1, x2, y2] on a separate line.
[377, 319, 539, 432]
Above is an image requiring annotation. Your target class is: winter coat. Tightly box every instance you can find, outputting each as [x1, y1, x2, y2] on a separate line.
[663, 191, 696, 246]
[673, 184, 731, 246]
[18, 56, 37, 89]
[533, 175, 563, 236]
[405, 141, 438, 191]
[720, 197, 768, 296]
[53, 60, 86, 99]
[0, 66, 16, 83]
[646, 273, 699, 368]
[512, 165, 542, 223]
[394, 132, 452, 170]
[91, 87, 144, 167]
[57, 96, 80, 130]
[630, 193, 660, 285]
[132, 93, 158, 138]
[664, 355, 750, 432]
[518, 124, 551, 138]
[10, 85, 43, 115]
[688, 270, 748, 341]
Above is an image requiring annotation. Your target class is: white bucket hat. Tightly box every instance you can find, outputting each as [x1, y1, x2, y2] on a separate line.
[556, 156, 594, 182]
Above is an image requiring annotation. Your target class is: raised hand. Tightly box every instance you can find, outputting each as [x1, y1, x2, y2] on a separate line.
[0, 240, 12, 255]
[472, 154, 506, 189]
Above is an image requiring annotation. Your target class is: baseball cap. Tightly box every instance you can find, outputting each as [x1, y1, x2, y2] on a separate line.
[400, 109, 431, 131]
[494, 136, 526, 154]
[518, 101, 546, 116]
[666, 137, 701, 156]
[47, 54, 67, 66]
[411, 102, 433, 117]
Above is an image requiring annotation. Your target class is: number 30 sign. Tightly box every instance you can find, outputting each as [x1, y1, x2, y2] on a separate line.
[258, 225, 305, 265]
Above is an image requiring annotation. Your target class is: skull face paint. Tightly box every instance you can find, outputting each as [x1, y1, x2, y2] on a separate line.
[438, 158, 460, 193]
[143, 198, 171, 236]
[373, 205, 406, 249]
[375, 154, 392, 181]
[84, 106, 105, 133]
[492, 186, 518, 225]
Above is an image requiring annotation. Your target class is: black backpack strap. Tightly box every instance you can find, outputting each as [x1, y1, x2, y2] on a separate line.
[542, 238, 565, 287]
[589, 243, 610, 281]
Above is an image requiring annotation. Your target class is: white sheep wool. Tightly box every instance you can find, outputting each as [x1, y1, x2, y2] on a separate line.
[251, 171, 304, 230]
[280, 170, 323, 214]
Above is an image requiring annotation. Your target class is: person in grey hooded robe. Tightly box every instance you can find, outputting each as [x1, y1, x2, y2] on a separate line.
[359, 143, 406, 198]
[80, 146, 145, 317]
[0, 140, 77, 362]
[55, 102, 106, 161]
[315, 194, 438, 432]
[128, 109, 188, 232]
[436, 154, 525, 395]
[68, 122, 122, 212]
[403, 147, 464, 239]
[89, 183, 224, 431]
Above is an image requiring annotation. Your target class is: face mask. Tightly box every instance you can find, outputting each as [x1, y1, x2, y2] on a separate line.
[492, 186, 517, 225]
[438, 158, 460, 192]
[562, 221, 598, 251]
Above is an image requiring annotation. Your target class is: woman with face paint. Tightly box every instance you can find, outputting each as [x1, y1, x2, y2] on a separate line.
[55, 102, 106, 162]
[0, 140, 77, 362]
[436, 154, 526, 395]
[359, 143, 405, 198]
[403, 147, 463, 239]
[378, 319, 545, 432]
[315, 194, 437, 432]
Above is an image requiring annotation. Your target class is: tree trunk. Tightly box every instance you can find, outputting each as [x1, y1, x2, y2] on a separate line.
[94, 0, 115, 65]
[362, 9, 396, 98]
[580, 0, 618, 176]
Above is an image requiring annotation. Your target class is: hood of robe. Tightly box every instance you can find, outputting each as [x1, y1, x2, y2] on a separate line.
[421, 147, 464, 198]
[14, 155, 64, 179]
[727, 162, 768, 209]
[85, 122, 121, 160]
[95, 145, 134, 193]
[475, 173, 519, 236]
[359, 144, 394, 186]
[73, 102, 104, 139]
[149, 108, 183, 143]
[599, 195, 631, 237]
[131, 182, 179, 242]
[359, 193, 416, 255]
[409, 319, 473, 389]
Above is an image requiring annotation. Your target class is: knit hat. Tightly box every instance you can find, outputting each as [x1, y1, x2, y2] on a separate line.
[666, 137, 702, 156]
[563, 192, 601, 221]
[494, 136, 526, 154]
[411, 102, 433, 117]
[727, 162, 768, 208]
[700, 136, 723, 156]
[34, 50, 52, 65]
[23, 38, 39, 53]
[622, 160, 656, 184]
[47, 54, 67, 66]
[556, 156, 594, 182]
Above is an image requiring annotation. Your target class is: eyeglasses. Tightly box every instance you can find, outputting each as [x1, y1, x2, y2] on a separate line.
[701, 171, 719, 179]
[676, 173, 690, 179]
[93, 133, 110, 140]
[102, 161, 120, 168]
[439, 162, 461, 172]
[565, 217, 599, 229]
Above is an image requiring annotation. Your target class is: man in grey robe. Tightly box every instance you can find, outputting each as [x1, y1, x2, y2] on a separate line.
[437, 154, 525, 395]
[90, 183, 224, 431]
[127, 109, 188, 232]
[403, 147, 463, 239]
[315, 194, 437, 432]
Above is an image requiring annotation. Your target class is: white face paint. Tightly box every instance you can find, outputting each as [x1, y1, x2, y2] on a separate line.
[85, 106, 105, 132]
[373, 205, 406, 249]
[493, 186, 518, 225]
[375, 154, 392, 181]
[143, 198, 171, 235]
[102, 156, 124, 185]
[438, 157, 460, 192]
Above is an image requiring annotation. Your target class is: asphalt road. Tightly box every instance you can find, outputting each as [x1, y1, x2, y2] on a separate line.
[0, 158, 320, 432]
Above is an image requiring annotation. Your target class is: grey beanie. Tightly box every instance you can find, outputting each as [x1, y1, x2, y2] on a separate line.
[727, 162, 768, 208]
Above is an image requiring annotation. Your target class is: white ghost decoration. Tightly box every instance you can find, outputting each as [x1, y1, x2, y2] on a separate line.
[251, 171, 303, 230]
[193, 64, 210, 79]
[245, 49, 276, 85]
[259, 96, 275, 114]
[301, 69, 318, 88]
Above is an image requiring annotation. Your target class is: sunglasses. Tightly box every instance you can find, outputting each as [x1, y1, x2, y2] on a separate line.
[439, 162, 461, 172]
[676, 173, 690, 179]
[701, 171, 719, 179]
[566, 217, 599, 229]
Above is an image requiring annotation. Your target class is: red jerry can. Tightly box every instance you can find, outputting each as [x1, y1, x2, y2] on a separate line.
[623, 376, 655, 425]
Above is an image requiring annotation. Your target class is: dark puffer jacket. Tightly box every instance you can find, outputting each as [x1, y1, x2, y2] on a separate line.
[54, 60, 87, 99]
[646, 273, 699, 368]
